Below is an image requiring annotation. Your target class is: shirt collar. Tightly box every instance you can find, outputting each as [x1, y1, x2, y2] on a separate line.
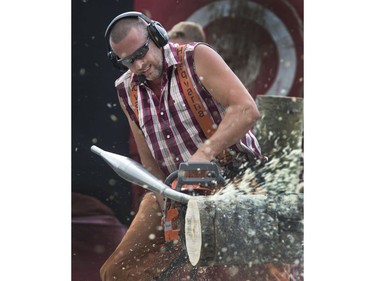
[164, 42, 181, 68]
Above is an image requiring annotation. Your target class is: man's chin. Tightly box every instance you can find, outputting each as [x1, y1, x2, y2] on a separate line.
[146, 73, 161, 82]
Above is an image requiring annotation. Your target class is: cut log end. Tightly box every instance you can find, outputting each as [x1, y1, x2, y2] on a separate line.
[185, 198, 202, 266]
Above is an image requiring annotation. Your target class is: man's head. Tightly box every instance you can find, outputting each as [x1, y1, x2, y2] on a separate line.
[168, 21, 206, 44]
[105, 12, 169, 80]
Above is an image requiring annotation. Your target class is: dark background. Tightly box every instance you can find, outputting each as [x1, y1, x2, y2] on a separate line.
[72, 0, 135, 226]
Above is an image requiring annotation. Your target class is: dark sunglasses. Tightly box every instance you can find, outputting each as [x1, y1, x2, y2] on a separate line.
[118, 36, 151, 67]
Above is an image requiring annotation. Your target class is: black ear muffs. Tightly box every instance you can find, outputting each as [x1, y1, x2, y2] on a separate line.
[147, 20, 169, 48]
[105, 11, 169, 72]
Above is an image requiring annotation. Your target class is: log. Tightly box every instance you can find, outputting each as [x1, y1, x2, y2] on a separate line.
[184, 194, 303, 266]
[253, 95, 304, 157]
[253, 95, 304, 194]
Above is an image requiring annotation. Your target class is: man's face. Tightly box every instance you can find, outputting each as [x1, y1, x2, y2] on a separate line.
[111, 27, 163, 81]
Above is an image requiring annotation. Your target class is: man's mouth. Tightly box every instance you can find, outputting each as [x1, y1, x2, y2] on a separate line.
[141, 65, 151, 76]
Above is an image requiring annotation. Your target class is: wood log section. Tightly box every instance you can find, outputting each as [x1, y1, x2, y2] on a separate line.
[253, 95, 304, 194]
[184, 193, 303, 266]
[253, 95, 304, 158]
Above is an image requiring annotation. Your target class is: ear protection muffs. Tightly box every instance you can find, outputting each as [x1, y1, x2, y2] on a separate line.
[105, 11, 169, 72]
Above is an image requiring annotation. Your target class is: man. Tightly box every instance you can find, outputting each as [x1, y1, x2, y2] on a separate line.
[100, 12, 287, 281]
[127, 21, 206, 213]
[168, 21, 206, 44]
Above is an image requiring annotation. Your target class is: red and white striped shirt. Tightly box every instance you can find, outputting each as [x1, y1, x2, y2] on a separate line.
[116, 42, 262, 175]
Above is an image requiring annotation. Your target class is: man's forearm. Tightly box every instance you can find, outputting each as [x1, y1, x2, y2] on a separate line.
[192, 104, 259, 162]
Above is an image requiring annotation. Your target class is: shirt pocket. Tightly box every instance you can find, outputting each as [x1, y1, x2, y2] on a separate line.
[167, 98, 200, 136]
[168, 98, 189, 115]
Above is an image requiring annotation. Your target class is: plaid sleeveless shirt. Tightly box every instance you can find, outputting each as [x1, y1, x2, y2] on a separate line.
[115, 42, 262, 175]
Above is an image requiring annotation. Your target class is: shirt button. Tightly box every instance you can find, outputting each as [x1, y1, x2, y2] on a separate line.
[166, 134, 170, 139]
[160, 112, 164, 116]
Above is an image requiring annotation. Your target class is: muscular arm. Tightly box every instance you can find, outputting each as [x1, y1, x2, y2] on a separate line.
[190, 44, 260, 162]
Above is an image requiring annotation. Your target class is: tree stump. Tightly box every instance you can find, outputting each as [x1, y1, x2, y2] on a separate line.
[254, 95, 303, 157]
[253, 95, 304, 194]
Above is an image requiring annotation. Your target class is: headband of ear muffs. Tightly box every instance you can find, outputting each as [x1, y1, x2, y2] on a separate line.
[105, 11, 169, 72]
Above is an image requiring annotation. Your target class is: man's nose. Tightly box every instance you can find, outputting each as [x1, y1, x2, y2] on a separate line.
[133, 59, 144, 72]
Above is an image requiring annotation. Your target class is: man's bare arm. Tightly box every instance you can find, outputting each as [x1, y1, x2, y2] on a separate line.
[191, 44, 260, 162]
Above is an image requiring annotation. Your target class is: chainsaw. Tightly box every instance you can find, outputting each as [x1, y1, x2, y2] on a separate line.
[162, 162, 225, 243]
[90, 145, 224, 244]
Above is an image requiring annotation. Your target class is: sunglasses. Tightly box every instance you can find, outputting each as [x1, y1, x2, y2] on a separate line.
[118, 36, 151, 67]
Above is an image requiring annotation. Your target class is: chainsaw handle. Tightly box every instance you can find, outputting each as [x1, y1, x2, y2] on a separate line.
[164, 170, 179, 186]
[165, 162, 225, 187]
[176, 162, 225, 188]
